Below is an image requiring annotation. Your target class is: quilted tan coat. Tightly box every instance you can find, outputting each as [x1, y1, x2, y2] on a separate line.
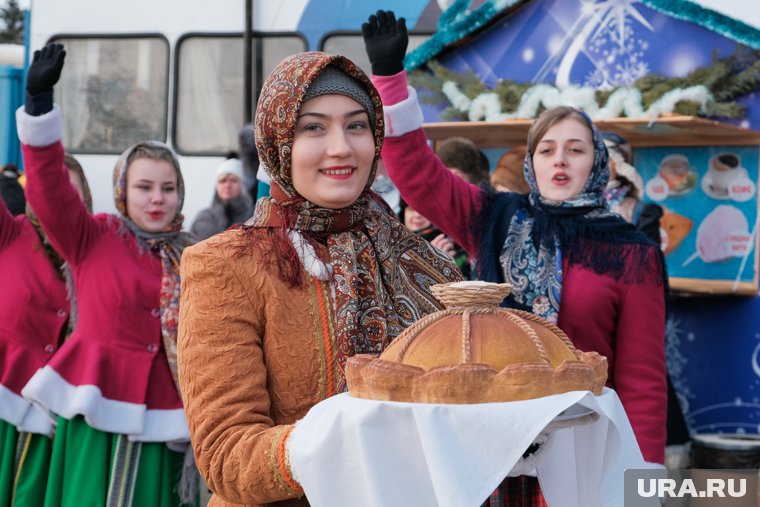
[179, 229, 333, 507]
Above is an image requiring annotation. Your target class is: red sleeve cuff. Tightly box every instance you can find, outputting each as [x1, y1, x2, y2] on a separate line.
[371, 70, 409, 105]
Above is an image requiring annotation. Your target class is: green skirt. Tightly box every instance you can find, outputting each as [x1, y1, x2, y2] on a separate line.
[44, 415, 188, 507]
[0, 419, 52, 507]
[0, 420, 15, 507]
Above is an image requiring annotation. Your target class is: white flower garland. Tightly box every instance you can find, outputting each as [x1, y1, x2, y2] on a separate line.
[441, 80, 714, 121]
[442, 81, 471, 111]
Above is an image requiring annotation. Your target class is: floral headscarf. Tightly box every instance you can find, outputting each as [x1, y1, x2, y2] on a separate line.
[248, 52, 462, 387]
[113, 141, 196, 392]
[499, 108, 658, 322]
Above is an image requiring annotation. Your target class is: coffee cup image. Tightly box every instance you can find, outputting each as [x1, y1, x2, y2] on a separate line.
[706, 152, 742, 197]
[658, 154, 697, 195]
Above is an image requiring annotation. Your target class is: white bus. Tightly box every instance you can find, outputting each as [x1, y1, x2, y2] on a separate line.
[26, 0, 433, 226]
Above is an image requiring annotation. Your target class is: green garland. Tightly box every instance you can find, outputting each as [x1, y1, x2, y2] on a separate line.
[409, 48, 760, 121]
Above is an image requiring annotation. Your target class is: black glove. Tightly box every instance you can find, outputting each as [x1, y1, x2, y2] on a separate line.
[361, 10, 408, 76]
[25, 43, 66, 116]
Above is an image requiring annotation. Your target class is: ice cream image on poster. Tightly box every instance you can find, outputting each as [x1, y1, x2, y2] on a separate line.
[682, 205, 757, 289]
[702, 152, 756, 202]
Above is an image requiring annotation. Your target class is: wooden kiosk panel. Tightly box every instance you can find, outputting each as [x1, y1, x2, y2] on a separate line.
[423, 116, 760, 295]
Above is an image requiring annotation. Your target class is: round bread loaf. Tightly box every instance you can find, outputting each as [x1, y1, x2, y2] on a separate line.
[346, 281, 607, 404]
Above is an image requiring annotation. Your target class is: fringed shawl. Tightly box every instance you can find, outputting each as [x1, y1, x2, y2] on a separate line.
[477, 112, 666, 320]
[248, 52, 462, 388]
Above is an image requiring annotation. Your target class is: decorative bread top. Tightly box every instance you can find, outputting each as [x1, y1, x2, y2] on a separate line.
[346, 281, 607, 404]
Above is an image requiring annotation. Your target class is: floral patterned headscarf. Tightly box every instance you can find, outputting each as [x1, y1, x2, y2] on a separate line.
[500, 108, 649, 322]
[113, 141, 196, 392]
[248, 52, 462, 388]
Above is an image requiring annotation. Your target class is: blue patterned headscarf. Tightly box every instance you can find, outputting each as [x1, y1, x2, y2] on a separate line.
[498, 108, 645, 322]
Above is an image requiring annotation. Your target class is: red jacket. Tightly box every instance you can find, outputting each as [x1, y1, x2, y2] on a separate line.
[0, 200, 68, 435]
[19, 118, 187, 443]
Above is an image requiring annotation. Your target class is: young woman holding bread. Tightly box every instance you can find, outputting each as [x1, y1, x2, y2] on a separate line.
[177, 51, 462, 507]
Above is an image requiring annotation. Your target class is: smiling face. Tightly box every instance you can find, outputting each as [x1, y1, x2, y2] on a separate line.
[531, 118, 595, 201]
[290, 94, 375, 209]
[125, 158, 180, 232]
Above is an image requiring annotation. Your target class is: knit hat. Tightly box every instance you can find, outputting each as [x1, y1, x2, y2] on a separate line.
[215, 158, 244, 183]
[303, 65, 376, 129]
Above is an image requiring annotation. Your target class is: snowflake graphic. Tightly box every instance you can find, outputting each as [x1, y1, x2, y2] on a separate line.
[585, 68, 607, 88]
[581, 0, 654, 88]
[665, 316, 694, 414]
[611, 59, 649, 87]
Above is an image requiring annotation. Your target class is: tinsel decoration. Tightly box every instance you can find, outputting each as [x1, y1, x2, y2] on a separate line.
[409, 48, 760, 121]
[639, 0, 760, 52]
[406, 0, 760, 72]
[403, 0, 523, 71]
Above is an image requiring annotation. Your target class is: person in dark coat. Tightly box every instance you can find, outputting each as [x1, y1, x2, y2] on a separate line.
[190, 157, 254, 240]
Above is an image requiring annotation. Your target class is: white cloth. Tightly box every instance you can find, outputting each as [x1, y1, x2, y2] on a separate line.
[288, 388, 650, 507]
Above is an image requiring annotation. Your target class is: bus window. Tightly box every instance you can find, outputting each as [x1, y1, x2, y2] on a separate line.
[174, 33, 306, 155]
[50, 35, 169, 154]
[319, 32, 433, 76]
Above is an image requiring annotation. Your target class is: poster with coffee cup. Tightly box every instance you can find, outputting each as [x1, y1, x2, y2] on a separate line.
[702, 152, 755, 202]
[636, 145, 759, 291]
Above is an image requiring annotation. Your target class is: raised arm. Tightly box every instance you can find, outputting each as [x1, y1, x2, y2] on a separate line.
[17, 43, 101, 265]
[363, 11, 484, 256]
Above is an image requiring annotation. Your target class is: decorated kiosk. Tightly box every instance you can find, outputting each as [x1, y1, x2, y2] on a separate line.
[398, 0, 760, 470]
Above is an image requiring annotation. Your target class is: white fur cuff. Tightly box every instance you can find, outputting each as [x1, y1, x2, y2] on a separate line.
[16, 104, 63, 147]
[383, 87, 424, 138]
